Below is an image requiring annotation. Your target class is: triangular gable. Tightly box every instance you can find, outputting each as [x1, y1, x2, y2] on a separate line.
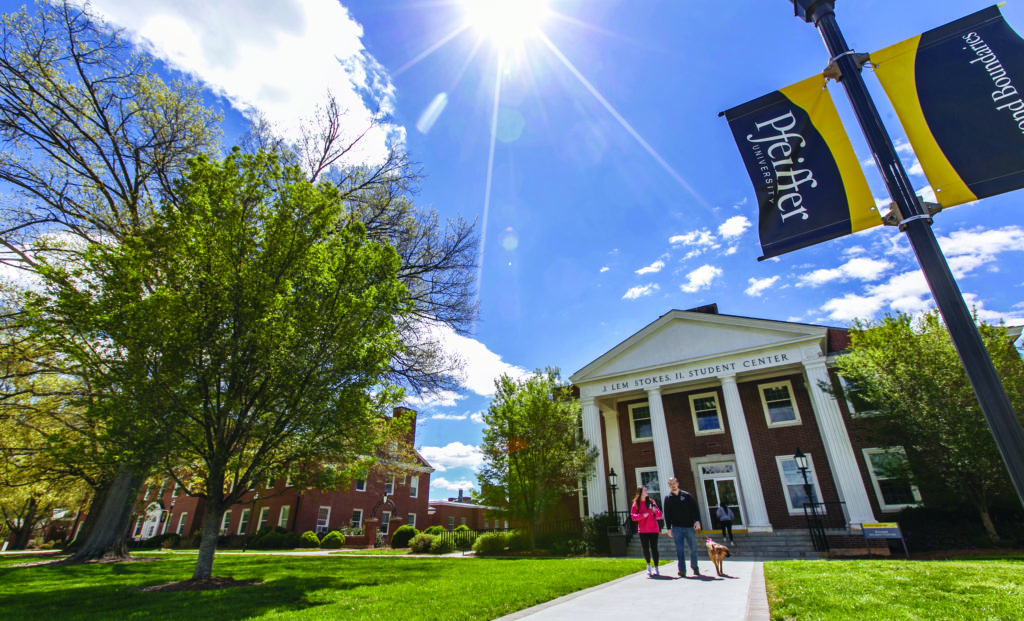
[571, 310, 829, 383]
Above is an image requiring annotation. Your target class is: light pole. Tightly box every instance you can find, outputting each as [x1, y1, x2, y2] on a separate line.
[793, 448, 813, 508]
[608, 468, 618, 515]
[242, 491, 259, 553]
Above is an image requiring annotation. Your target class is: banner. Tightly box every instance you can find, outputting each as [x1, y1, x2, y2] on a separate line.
[724, 74, 880, 260]
[872, 6, 1024, 207]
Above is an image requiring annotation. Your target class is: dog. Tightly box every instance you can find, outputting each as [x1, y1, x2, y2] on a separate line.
[705, 537, 731, 576]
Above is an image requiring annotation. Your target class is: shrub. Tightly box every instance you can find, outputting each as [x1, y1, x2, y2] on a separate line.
[429, 535, 454, 554]
[161, 534, 181, 549]
[252, 531, 282, 549]
[320, 530, 345, 549]
[283, 532, 301, 549]
[453, 527, 476, 550]
[506, 530, 531, 552]
[390, 525, 419, 549]
[472, 532, 507, 556]
[300, 531, 321, 548]
[409, 533, 435, 554]
[550, 537, 587, 557]
[423, 525, 445, 535]
[188, 532, 203, 549]
[582, 512, 620, 555]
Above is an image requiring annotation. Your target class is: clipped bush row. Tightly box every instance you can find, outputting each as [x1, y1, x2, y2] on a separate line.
[390, 524, 418, 549]
[408, 533, 455, 554]
[471, 530, 531, 556]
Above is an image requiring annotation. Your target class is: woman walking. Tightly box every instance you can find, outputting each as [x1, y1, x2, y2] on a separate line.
[631, 486, 663, 576]
[716, 501, 735, 544]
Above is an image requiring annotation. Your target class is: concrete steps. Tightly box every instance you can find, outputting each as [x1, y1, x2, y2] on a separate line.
[625, 529, 825, 560]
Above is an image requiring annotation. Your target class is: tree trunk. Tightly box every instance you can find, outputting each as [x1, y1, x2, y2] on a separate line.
[67, 470, 146, 562]
[192, 499, 224, 579]
[64, 482, 110, 554]
[978, 504, 999, 540]
[10, 497, 38, 551]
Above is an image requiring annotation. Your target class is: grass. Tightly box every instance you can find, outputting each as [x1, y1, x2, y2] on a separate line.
[328, 549, 417, 555]
[0, 553, 639, 620]
[765, 558, 1024, 620]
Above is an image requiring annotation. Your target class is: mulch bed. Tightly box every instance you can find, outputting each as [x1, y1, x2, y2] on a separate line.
[134, 577, 263, 593]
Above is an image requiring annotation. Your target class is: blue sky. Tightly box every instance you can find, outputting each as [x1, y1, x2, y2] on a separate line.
[24, 0, 1024, 499]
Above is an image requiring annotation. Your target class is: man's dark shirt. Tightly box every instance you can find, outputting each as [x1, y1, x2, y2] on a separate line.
[662, 490, 700, 529]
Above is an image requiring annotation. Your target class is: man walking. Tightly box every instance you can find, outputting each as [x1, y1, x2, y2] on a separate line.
[663, 476, 702, 577]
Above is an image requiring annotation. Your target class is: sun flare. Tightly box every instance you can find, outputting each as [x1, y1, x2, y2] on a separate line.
[462, 0, 549, 49]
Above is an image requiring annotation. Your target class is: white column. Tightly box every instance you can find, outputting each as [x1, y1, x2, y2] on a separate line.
[720, 375, 772, 532]
[646, 388, 675, 504]
[803, 360, 876, 527]
[601, 407, 627, 515]
[580, 397, 608, 515]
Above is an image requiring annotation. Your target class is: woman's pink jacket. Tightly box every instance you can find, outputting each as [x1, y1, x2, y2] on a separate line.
[630, 501, 663, 534]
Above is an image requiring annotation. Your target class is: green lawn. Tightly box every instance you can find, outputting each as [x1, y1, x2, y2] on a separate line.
[0, 554, 639, 620]
[765, 558, 1024, 620]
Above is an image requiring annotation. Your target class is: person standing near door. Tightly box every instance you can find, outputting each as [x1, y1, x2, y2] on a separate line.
[716, 500, 735, 544]
[630, 486, 663, 576]
[663, 476, 702, 577]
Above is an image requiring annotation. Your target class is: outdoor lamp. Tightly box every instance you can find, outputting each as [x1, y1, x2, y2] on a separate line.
[608, 468, 618, 515]
[793, 448, 808, 472]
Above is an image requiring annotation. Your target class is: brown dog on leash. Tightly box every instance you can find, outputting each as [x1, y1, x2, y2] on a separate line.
[705, 537, 731, 576]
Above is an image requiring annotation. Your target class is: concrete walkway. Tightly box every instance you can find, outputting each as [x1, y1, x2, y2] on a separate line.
[495, 559, 770, 621]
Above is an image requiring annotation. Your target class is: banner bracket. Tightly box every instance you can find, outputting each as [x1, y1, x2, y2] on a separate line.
[881, 202, 942, 229]
[824, 52, 869, 82]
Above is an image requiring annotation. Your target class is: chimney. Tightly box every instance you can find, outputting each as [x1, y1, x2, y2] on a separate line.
[457, 489, 463, 502]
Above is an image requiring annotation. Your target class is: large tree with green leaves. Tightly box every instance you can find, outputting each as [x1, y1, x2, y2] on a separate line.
[834, 311, 1024, 539]
[477, 369, 597, 548]
[33, 149, 410, 580]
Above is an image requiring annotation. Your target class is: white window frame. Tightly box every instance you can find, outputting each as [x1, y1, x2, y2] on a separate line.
[385, 474, 395, 496]
[381, 510, 391, 535]
[840, 376, 880, 418]
[863, 447, 922, 512]
[351, 508, 363, 529]
[220, 510, 232, 536]
[171, 483, 181, 499]
[316, 506, 331, 535]
[278, 506, 290, 529]
[257, 506, 270, 531]
[407, 513, 416, 528]
[775, 454, 823, 515]
[759, 380, 802, 428]
[448, 516, 455, 530]
[689, 391, 725, 435]
[409, 475, 419, 498]
[285, 473, 293, 487]
[355, 478, 366, 492]
[177, 513, 187, 535]
[628, 402, 653, 442]
[635, 467, 661, 503]
[238, 508, 251, 535]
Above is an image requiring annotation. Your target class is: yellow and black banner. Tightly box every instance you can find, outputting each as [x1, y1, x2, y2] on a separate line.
[873, 6, 1024, 207]
[724, 75, 880, 260]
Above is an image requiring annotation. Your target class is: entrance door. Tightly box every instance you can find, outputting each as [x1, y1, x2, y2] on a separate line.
[702, 477, 744, 530]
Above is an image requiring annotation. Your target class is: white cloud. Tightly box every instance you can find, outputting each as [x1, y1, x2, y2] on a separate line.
[797, 257, 892, 287]
[430, 477, 477, 493]
[623, 283, 659, 300]
[821, 293, 886, 322]
[669, 229, 718, 248]
[635, 259, 665, 275]
[724, 246, 738, 256]
[599, 266, 610, 273]
[404, 390, 462, 409]
[430, 413, 467, 421]
[718, 215, 751, 239]
[87, 0, 401, 166]
[470, 411, 485, 424]
[745, 276, 779, 297]
[680, 264, 722, 293]
[419, 442, 484, 472]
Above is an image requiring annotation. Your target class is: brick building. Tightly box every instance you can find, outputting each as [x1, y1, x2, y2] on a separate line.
[569, 304, 934, 533]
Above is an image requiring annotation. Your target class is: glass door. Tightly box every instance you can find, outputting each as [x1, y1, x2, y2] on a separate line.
[703, 477, 744, 529]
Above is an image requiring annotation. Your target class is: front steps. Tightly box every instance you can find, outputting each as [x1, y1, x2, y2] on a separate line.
[624, 529, 825, 560]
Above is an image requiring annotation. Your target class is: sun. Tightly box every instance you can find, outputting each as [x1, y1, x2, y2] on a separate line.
[462, 0, 549, 49]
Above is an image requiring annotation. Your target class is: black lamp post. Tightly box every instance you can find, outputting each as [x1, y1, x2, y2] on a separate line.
[242, 491, 259, 553]
[608, 468, 618, 515]
[793, 448, 813, 508]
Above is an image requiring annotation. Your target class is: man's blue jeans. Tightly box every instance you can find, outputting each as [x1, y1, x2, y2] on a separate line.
[671, 526, 698, 574]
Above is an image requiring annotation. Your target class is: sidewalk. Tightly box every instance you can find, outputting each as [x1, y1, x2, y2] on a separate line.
[495, 559, 770, 621]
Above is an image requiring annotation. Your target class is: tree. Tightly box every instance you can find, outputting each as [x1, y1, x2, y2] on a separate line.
[40, 150, 410, 580]
[477, 369, 597, 548]
[0, 0, 219, 561]
[834, 311, 1024, 539]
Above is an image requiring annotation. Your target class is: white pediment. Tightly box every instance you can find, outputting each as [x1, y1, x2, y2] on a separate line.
[571, 310, 828, 383]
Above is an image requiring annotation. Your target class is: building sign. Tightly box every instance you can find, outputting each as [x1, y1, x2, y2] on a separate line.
[724, 74, 880, 260]
[872, 6, 1024, 207]
[598, 351, 794, 394]
[861, 522, 902, 539]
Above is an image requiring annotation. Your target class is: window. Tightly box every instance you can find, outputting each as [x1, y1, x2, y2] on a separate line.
[171, 484, 181, 499]
[629, 403, 653, 442]
[864, 448, 921, 511]
[285, 473, 293, 487]
[355, 478, 366, 492]
[840, 376, 879, 417]
[316, 506, 331, 535]
[448, 516, 455, 530]
[220, 510, 232, 536]
[266, 477, 275, 490]
[238, 508, 251, 535]
[484, 520, 489, 529]
[257, 506, 270, 531]
[385, 474, 395, 496]
[776, 454, 821, 514]
[690, 392, 724, 434]
[635, 467, 661, 502]
[580, 478, 590, 517]
[408, 513, 416, 528]
[177, 513, 188, 535]
[409, 475, 419, 498]
[381, 511, 391, 536]
[760, 381, 801, 427]
[279, 506, 291, 529]
[461, 517, 467, 526]
[133, 518, 144, 538]
[351, 509, 363, 529]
